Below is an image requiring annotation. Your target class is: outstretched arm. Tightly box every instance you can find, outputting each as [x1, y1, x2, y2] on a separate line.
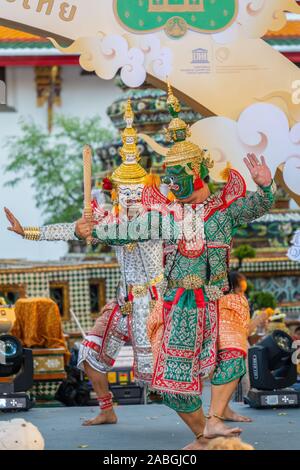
[5, 207, 78, 242]
[227, 154, 276, 230]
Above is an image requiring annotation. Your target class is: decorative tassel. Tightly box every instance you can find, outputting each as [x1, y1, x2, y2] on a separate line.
[113, 204, 121, 217]
[220, 162, 232, 182]
[144, 173, 161, 188]
[167, 191, 176, 202]
[194, 175, 204, 190]
[111, 189, 118, 202]
[102, 177, 113, 191]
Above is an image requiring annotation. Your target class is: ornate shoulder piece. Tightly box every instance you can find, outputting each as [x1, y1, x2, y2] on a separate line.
[142, 184, 170, 208]
[92, 199, 115, 224]
[142, 185, 183, 221]
[204, 169, 246, 220]
[221, 169, 246, 207]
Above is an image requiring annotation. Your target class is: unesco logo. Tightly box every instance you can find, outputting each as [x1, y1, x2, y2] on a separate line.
[0, 79, 6, 105]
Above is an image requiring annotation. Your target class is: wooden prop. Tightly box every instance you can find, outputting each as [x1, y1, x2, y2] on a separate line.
[83, 144, 93, 246]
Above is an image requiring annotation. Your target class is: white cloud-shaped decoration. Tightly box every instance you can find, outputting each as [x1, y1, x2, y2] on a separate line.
[51, 33, 172, 88]
[140, 35, 173, 79]
[190, 102, 300, 194]
[140, 102, 300, 196]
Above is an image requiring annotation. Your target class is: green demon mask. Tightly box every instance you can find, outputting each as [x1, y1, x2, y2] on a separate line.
[163, 161, 210, 200]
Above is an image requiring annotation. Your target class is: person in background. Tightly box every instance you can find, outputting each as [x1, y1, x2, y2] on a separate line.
[210, 271, 268, 423]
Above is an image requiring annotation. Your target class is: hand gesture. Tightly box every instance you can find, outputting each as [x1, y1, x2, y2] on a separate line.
[75, 215, 95, 240]
[244, 153, 272, 188]
[4, 207, 25, 237]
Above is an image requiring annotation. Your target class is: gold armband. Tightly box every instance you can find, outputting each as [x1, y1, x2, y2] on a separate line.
[23, 227, 41, 241]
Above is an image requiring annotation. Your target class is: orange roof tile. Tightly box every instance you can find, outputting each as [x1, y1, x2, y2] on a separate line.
[265, 21, 300, 38]
[0, 26, 47, 42]
[0, 21, 299, 43]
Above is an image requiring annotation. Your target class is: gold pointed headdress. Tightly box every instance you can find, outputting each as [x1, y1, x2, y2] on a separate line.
[111, 99, 147, 186]
[165, 82, 214, 173]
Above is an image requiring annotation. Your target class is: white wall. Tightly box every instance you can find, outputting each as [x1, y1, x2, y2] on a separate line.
[0, 65, 119, 261]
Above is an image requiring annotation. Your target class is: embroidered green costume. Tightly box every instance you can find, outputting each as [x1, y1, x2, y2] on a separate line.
[92, 172, 276, 412]
[92, 84, 276, 413]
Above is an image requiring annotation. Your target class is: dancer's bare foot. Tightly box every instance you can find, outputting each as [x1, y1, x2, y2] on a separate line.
[182, 437, 209, 451]
[223, 406, 252, 423]
[204, 416, 242, 439]
[82, 409, 118, 426]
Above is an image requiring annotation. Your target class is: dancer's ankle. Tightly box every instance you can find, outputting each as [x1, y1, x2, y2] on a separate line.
[97, 392, 114, 413]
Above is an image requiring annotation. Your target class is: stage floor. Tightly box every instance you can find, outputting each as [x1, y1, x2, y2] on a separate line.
[1, 388, 300, 450]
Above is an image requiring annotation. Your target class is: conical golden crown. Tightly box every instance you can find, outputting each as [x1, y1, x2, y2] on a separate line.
[165, 82, 214, 170]
[112, 99, 147, 185]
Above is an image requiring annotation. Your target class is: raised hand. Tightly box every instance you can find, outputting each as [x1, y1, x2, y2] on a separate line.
[4, 207, 25, 237]
[244, 153, 272, 188]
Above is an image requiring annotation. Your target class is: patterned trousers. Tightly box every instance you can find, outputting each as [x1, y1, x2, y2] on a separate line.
[211, 349, 246, 386]
[77, 296, 154, 385]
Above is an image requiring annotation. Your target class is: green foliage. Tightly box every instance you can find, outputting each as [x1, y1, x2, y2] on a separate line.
[4, 115, 114, 224]
[250, 291, 277, 310]
[233, 244, 256, 268]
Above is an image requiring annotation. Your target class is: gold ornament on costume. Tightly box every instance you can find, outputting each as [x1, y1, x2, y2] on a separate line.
[23, 227, 41, 241]
[165, 81, 214, 171]
[112, 99, 147, 186]
[220, 162, 232, 182]
[166, 81, 181, 114]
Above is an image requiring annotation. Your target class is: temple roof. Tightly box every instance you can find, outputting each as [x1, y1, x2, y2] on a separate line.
[0, 26, 52, 52]
[0, 14, 300, 56]
[265, 15, 300, 51]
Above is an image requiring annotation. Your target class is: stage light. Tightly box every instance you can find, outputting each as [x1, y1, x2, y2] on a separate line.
[0, 334, 34, 411]
[246, 330, 300, 408]
[0, 335, 23, 376]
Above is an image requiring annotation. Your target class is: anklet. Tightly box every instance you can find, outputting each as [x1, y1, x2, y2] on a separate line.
[97, 392, 113, 410]
[213, 413, 226, 421]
